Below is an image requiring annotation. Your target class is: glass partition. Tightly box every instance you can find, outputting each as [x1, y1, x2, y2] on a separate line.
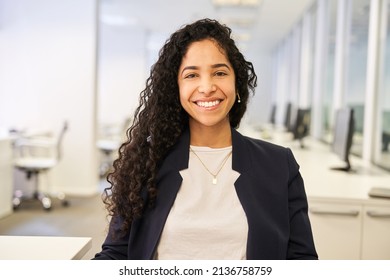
[344, 0, 370, 157]
[376, 1, 390, 170]
[321, 0, 337, 143]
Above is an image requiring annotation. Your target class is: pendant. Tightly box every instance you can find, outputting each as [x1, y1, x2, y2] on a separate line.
[212, 177, 217, 185]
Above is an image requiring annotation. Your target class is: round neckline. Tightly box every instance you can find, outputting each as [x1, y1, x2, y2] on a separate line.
[190, 145, 232, 152]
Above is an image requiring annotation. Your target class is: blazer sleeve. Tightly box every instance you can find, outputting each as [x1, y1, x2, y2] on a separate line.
[286, 148, 318, 260]
[92, 215, 129, 260]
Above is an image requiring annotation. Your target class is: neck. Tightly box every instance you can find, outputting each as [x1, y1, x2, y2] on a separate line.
[189, 122, 232, 148]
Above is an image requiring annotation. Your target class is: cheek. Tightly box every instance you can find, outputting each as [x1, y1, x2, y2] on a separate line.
[178, 87, 190, 110]
[178, 82, 192, 101]
[222, 81, 236, 98]
[179, 93, 186, 108]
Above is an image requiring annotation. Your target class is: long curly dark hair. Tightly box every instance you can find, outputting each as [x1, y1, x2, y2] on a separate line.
[103, 18, 257, 235]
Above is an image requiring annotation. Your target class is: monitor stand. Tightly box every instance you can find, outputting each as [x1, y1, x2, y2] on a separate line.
[298, 138, 309, 149]
[330, 159, 353, 172]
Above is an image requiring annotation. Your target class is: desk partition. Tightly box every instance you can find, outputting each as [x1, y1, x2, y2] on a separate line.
[0, 138, 13, 218]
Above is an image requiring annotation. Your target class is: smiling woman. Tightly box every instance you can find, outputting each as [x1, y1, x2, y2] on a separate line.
[93, 18, 318, 260]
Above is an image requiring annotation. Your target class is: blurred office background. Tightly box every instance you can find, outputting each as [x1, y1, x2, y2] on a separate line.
[0, 0, 390, 260]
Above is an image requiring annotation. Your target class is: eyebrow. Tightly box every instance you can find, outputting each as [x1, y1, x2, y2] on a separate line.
[180, 63, 231, 75]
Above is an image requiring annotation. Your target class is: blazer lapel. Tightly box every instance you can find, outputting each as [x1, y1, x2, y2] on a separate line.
[231, 128, 252, 175]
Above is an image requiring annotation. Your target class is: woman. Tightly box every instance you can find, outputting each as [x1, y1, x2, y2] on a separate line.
[94, 18, 318, 260]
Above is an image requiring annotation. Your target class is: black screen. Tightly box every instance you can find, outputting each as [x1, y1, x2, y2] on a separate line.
[331, 107, 355, 171]
[293, 108, 311, 140]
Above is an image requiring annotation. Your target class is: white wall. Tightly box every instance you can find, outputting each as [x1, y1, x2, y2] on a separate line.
[0, 0, 99, 195]
[245, 51, 274, 126]
[98, 23, 147, 127]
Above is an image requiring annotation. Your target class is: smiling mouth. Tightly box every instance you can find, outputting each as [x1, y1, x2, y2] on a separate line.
[195, 100, 221, 108]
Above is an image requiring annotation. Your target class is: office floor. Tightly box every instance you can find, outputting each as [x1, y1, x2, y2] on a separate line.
[0, 192, 109, 260]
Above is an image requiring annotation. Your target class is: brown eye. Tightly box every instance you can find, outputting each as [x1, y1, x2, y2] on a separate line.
[184, 73, 197, 79]
[215, 71, 227, 77]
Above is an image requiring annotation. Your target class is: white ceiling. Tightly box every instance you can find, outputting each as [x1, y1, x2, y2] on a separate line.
[100, 0, 315, 54]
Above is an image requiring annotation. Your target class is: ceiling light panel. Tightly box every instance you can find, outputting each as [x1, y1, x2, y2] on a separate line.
[212, 0, 261, 7]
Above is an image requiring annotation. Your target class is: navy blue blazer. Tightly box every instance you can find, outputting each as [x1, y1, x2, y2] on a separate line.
[94, 129, 318, 260]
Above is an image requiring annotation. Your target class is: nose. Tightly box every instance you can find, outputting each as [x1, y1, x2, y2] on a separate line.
[198, 77, 216, 95]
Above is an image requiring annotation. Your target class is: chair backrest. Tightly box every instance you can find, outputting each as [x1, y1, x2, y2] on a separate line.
[56, 121, 68, 161]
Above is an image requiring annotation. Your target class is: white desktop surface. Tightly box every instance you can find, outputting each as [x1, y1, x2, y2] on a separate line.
[239, 125, 390, 203]
[289, 139, 390, 201]
[0, 236, 92, 260]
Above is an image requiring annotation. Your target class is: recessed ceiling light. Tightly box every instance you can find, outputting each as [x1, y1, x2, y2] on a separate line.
[212, 0, 261, 7]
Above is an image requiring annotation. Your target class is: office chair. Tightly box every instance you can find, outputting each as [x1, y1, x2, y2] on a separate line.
[96, 117, 130, 178]
[12, 121, 69, 211]
[96, 138, 121, 178]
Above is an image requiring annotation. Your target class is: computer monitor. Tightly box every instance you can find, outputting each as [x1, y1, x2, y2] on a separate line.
[382, 110, 390, 151]
[284, 102, 292, 131]
[269, 104, 277, 126]
[330, 107, 355, 172]
[292, 108, 311, 148]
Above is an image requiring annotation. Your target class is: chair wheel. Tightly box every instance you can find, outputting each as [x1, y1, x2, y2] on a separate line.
[62, 200, 70, 207]
[12, 197, 21, 210]
[41, 197, 52, 210]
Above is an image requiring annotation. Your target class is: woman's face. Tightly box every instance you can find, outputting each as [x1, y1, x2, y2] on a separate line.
[177, 39, 236, 131]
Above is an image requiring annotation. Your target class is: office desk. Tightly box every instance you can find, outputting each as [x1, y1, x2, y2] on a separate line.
[0, 137, 13, 218]
[0, 236, 92, 260]
[239, 125, 390, 259]
[239, 125, 390, 200]
[285, 138, 390, 201]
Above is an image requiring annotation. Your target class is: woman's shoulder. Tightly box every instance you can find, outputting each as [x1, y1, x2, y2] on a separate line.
[233, 128, 299, 174]
[234, 129, 289, 154]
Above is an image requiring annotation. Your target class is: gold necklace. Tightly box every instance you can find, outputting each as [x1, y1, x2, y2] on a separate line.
[190, 147, 232, 185]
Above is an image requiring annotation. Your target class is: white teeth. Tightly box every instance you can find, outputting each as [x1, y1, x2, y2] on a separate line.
[196, 100, 220, 108]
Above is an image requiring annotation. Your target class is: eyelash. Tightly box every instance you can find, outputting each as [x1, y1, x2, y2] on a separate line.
[215, 71, 227, 77]
[184, 71, 227, 79]
[184, 73, 197, 79]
